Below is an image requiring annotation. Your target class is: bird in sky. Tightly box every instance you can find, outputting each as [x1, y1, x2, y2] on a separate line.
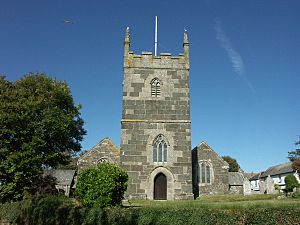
[62, 19, 74, 24]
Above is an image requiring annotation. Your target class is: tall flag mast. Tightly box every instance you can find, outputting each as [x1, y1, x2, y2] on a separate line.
[154, 16, 158, 56]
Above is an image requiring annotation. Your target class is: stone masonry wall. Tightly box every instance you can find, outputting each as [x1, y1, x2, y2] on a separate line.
[120, 31, 193, 200]
[192, 142, 229, 197]
[77, 138, 120, 173]
[229, 185, 243, 194]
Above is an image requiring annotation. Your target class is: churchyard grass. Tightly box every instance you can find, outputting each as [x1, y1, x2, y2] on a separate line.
[130, 194, 300, 210]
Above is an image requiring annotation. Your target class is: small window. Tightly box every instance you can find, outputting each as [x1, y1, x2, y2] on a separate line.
[153, 134, 168, 162]
[151, 78, 161, 97]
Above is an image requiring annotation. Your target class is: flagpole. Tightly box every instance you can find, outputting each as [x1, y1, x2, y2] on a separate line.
[155, 16, 158, 56]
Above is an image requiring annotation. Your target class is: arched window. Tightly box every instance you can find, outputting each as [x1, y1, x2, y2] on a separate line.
[151, 78, 161, 97]
[153, 134, 168, 162]
[199, 162, 212, 184]
[96, 157, 110, 164]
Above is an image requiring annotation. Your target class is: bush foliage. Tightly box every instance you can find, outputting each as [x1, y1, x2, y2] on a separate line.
[222, 156, 240, 172]
[1, 195, 300, 225]
[76, 163, 128, 207]
[285, 174, 300, 192]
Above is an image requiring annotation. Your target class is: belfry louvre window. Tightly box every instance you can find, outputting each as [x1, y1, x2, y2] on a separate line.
[153, 134, 168, 162]
[199, 162, 212, 184]
[151, 78, 160, 97]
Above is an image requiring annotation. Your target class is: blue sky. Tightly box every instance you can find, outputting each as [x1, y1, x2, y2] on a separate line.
[1, 0, 299, 172]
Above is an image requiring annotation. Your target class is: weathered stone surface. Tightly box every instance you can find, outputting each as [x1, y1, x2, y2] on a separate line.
[228, 172, 244, 195]
[243, 179, 252, 195]
[259, 181, 267, 194]
[192, 142, 229, 197]
[120, 29, 193, 200]
[266, 175, 275, 194]
[77, 137, 120, 173]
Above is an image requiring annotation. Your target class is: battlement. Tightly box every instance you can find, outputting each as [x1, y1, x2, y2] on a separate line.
[124, 27, 189, 69]
[125, 51, 187, 69]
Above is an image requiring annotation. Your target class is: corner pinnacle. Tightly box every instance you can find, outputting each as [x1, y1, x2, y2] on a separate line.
[125, 26, 130, 44]
[183, 29, 189, 45]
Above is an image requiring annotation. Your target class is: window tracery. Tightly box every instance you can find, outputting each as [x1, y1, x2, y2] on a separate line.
[151, 78, 161, 97]
[153, 134, 168, 162]
[199, 162, 213, 184]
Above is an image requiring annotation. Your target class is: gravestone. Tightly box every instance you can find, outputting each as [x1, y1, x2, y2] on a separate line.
[266, 175, 275, 194]
[259, 181, 266, 194]
[243, 179, 252, 195]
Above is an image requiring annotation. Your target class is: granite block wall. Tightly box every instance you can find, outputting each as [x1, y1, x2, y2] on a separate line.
[77, 138, 120, 173]
[120, 29, 193, 200]
[192, 142, 229, 197]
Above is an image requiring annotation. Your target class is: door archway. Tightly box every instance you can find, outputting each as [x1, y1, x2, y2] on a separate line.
[154, 173, 167, 200]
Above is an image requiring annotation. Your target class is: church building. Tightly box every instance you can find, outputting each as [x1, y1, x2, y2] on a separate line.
[77, 27, 249, 200]
[120, 27, 193, 200]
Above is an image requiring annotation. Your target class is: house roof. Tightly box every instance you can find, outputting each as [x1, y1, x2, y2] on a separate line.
[243, 172, 257, 180]
[229, 172, 244, 185]
[249, 172, 262, 181]
[45, 169, 76, 186]
[260, 162, 294, 178]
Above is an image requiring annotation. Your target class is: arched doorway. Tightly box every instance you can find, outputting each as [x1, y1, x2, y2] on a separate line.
[154, 173, 167, 200]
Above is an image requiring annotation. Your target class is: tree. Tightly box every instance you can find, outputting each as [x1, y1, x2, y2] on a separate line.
[0, 74, 86, 202]
[288, 138, 300, 171]
[222, 156, 240, 172]
[284, 174, 300, 192]
[76, 163, 128, 208]
[57, 157, 78, 170]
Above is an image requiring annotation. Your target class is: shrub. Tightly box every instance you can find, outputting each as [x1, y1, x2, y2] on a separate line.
[285, 174, 300, 192]
[292, 192, 300, 198]
[76, 163, 128, 207]
[274, 184, 281, 193]
[0, 195, 82, 225]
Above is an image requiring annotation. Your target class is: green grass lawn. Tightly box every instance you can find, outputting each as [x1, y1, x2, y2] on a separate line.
[129, 194, 300, 209]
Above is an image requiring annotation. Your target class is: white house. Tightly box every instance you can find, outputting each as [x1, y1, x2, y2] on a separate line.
[250, 162, 299, 192]
[249, 172, 262, 193]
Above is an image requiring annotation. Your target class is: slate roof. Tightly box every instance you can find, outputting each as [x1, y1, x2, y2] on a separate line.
[249, 172, 262, 181]
[243, 172, 257, 180]
[229, 172, 244, 185]
[45, 169, 76, 186]
[260, 162, 294, 178]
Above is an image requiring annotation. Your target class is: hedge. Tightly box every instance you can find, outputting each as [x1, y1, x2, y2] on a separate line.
[1, 196, 300, 225]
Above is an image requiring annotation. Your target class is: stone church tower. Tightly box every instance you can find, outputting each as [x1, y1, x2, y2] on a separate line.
[120, 27, 193, 200]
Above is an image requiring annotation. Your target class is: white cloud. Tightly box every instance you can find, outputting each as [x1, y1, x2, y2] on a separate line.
[214, 19, 255, 94]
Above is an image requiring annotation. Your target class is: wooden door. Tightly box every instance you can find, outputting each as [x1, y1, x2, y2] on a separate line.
[154, 173, 167, 200]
